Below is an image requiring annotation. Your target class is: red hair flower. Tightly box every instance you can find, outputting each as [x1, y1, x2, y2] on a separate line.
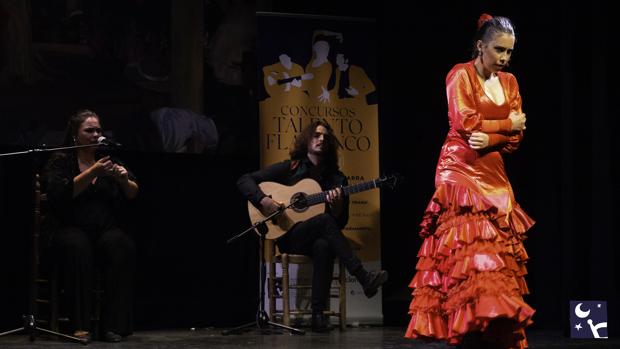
[477, 13, 493, 29]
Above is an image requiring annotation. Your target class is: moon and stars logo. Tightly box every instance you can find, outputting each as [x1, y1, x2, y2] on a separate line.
[570, 301, 608, 339]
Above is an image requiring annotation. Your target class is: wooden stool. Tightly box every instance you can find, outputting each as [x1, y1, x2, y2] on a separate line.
[265, 239, 348, 331]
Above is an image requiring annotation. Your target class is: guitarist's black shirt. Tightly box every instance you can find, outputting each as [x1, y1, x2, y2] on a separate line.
[237, 158, 349, 228]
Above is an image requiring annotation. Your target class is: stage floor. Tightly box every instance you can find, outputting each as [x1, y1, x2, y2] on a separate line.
[0, 326, 616, 348]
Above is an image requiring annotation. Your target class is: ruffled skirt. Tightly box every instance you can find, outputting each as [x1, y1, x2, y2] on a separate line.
[405, 183, 535, 348]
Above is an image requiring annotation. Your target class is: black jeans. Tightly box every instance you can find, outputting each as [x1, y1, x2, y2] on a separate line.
[277, 213, 362, 312]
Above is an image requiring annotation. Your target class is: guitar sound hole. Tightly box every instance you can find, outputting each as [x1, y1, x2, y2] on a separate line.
[291, 192, 308, 212]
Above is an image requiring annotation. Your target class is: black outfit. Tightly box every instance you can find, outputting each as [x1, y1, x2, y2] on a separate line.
[237, 158, 367, 314]
[43, 152, 136, 336]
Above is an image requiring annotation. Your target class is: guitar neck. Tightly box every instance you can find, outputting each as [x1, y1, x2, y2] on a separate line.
[304, 179, 379, 206]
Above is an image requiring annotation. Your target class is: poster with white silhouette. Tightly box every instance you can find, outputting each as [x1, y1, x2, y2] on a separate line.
[257, 13, 381, 324]
[569, 301, 608, 339]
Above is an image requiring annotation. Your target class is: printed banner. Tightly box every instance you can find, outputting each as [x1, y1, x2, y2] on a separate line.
[257, 12, 381, 323]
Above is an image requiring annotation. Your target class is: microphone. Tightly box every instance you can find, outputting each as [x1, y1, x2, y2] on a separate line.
[97, 136, 122, 147]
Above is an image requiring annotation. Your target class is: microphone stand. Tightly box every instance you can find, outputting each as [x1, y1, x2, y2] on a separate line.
[222, 203, 305, 335]
[0, 143, 102, 344]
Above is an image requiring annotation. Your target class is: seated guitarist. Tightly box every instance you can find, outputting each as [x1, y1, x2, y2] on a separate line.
[237, 120, 388, 332]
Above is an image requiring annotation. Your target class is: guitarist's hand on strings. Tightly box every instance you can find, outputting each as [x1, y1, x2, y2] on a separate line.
[259, 196, 284, 217]
[326, 187, 344, 217]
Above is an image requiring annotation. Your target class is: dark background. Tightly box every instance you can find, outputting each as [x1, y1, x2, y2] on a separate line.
[1, 0, 618, 336]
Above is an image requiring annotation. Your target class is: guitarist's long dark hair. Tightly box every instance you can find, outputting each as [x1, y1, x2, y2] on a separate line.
[290, 120, 341, 172]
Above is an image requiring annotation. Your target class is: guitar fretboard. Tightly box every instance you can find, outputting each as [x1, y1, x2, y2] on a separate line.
[303, 179, 379, 206]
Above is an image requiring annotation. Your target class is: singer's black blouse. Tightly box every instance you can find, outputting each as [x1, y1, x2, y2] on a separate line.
[43, 152, 137, 236]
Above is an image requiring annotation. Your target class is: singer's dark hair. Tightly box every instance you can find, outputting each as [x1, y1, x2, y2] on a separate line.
[44, 109, 102, 181]
[62, 109, 100, 146]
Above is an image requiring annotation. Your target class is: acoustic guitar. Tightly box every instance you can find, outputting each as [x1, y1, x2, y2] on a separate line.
[247, 174, 400, 240]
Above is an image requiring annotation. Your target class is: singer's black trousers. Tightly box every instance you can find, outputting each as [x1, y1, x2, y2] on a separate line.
[52, 227, 135, 335]
[277, 213, 364, 313]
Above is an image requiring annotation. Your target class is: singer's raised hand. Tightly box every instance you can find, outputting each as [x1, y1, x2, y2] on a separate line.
[112, 163, 139, 199]
[73, 156, 113, 197]
[112, 164, 129, 182]
[91, 156, 114, 177]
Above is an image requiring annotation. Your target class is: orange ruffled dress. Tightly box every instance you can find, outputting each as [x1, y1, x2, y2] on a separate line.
[405, 61, 535, 348]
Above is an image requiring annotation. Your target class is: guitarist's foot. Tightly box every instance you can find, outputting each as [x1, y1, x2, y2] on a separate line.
[311, 311, 335, 333]
[361, 270, 388, 298]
